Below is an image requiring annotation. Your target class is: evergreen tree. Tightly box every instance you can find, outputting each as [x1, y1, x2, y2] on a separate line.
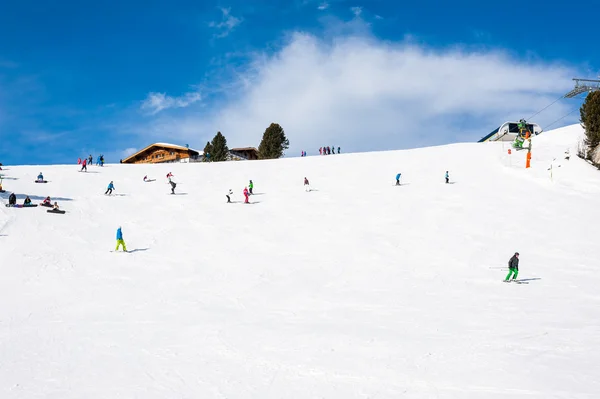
[580, 91, 600, 159]
[210, 131, 229, 162]
[203, 141, 213, 162]
[258, 123, 290, 159]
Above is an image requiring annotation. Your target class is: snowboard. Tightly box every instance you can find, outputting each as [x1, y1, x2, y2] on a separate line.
[144, 179, 156, 183]
[40, 203, 53, 208]
[34, 180, 48, 183]
[9, 204, 38, 208]
[503, 280, 529, 284]
[47, 209, 66, 214]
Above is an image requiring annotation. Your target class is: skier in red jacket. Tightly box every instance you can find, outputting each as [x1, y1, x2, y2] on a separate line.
[243, 187, 249, 203]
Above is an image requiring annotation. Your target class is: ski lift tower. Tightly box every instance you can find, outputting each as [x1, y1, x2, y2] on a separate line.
[564, 77, 600, 98]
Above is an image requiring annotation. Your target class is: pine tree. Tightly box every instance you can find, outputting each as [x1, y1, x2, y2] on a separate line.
[210, 131, 229, 162]
[203, 141, 213, 162]
[580, 91, 600, 160]
[258, 123, 290, 159]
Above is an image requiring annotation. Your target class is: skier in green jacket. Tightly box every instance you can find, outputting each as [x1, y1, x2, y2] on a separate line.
[248, 180, 254, 195]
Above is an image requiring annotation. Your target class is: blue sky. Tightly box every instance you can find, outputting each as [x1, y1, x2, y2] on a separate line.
[0, 0, 598, 165]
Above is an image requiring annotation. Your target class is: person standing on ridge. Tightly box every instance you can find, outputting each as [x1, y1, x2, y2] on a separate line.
[248, 180, 254, 195]
[505, 252, 520, 282]
[338, 146, 341, 154]
[88, 155, 93, 165]
[396, 173, 401, 186]
[105, 181, 115, 195]
[169, 180, 176, 194]
[115, 226, 127, 252]
[81, 158, 87, 172]
[243, 187, 249, 203]
[445, 171, 450, 184]
[319, 147, 322, 155]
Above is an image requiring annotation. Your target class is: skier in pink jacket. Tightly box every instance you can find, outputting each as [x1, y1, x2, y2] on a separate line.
[243, 187, 249, 203]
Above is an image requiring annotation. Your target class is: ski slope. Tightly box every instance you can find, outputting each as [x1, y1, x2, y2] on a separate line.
[1, 124, 599, 398]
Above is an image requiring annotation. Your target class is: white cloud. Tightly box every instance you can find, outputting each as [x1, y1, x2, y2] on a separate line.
[140, 90, 201, 115]
[121, 147, 138, 157]
[318, 2, 329, 10]
[350, 6, 363, 17]
[133, 32, 580, 155]
[209, 7, 242, 38]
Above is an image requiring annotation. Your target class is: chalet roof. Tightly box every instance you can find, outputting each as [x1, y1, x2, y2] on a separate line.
[122, 143, 201, 163]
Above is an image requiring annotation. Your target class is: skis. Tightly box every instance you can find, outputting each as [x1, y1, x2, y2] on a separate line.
[502, 280, 529, 284]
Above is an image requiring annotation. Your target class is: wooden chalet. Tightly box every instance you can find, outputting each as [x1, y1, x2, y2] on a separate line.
[229, 147, 259, 160]
[122, 143, 201, 164]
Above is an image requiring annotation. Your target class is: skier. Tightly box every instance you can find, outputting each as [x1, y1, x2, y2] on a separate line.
[169, 180, 176, 194]
[105, 181, 115, 195]
[504, 252, 520, 282]
[332, 146, 335, 154]
[248, 180, 254, 195]
[81, 158, 87, 172]
[304, 177, 310, 192]
[226, 189, 233, 203]
[78, 158, 81, 165]
[338, 146, 341, 154]
[243, 187, 249, 204]
[37, 172, 44, 182]
[100, 155, 104, 166]
[115, 226, 127, 252]
[88, 155, 93, 165]
[445, 171, 450, 184]
[396, 173, 401, 186]
[327, 146, 331, 155]
[8, 193, 17, 206]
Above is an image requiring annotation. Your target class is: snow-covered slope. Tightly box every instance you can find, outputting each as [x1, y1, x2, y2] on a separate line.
[1, 124, 599, 398]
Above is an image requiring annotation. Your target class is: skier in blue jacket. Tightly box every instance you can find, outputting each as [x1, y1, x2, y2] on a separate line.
[105, 181, 115, 195]
[115, 226, 127, 252]
[395, 173, 401, 186]
[445, 171, 450, 184]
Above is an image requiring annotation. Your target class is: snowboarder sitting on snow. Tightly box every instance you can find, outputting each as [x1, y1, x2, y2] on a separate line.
[105, 181, 115, 195]
[143, 175, 148, 182]
[505, 252, 520, 282]
[37, 173, 44, 182]
[445, 171, 449, 184]
[226, 189, 233, 203]
[170, 180, 176, 194]
[53, 202, 60, 210]
[43, 196, 51, 205]
[9, 193, 17, 205]
[24, 196, 32, 206]
[115, 226, 127, 252]
[396, 173, 401, 186]
[248, 180, 254, 195]
[166, 172, 173, 179]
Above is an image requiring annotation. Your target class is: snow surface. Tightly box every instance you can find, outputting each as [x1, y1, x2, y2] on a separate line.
[1, 124, 599, 398]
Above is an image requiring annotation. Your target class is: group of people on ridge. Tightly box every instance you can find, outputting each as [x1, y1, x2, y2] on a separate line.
[319, 146, 340, 155]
